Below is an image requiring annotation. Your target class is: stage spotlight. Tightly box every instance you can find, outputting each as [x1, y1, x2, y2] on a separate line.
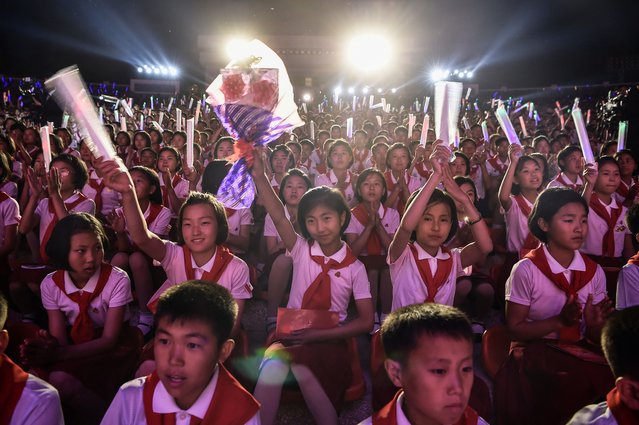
[348, 87, 355, 94]
[430, 68, 449, 82]
[346, 33, 393, 73]
[169, 66, 179, 77]
[160, 66, 168, 75]
[137, 67, 143, 73]
[362, 86, 369, 94]
[226, 39, 250, 60]
[334, 86, 342, 96]
[302, 93, 312, 102]
[467, 71, 474, 79]
[145, 68, 152, 75]
[377, 88, 383, 93]
[391, 88, 397, 93]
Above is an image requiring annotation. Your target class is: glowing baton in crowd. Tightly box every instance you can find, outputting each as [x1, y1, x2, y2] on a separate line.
[186, 118, 194, 168]
[40, 127, 51, 172]
[495, 105, 521, 146]
[618, 121, 628, 151]
[571, 105, 595, 165]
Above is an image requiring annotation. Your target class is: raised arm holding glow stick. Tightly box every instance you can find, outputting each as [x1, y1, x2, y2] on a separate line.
[494, 105, 521, 146]
[346, 117, 353, 139]
[176, 108, 182, 131]
[309, 120, 315, 141]
[40, 127, 51, 172]
[186, 118, 194, 168]
[518, 116, 528, 137]
[408, 114, 416, 140]
[618, 121, 628, 151]
[481, 120, 489, 142]
[571, 106, 595, 165]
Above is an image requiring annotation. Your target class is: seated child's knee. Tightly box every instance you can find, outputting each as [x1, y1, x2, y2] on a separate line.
[260, 358, 290, 379]
[456, 278, 472, 297]
[290, 364, 314, 381]
[49, 371, 82, 396]
[476, 282, 495, 297]
[129, 252, 148, 268]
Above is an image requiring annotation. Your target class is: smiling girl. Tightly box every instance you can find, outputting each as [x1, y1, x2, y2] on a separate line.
[156, 147, 189, 216]
[384, 143, 423, 215]
[314, 139, 358, 207]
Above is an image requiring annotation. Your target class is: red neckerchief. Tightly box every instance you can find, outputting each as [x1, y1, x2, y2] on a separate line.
[353, 148, 369, 172]
[413, 160, 432, 179]
[0, 191, 10, 203]
[488, 156, 508, 175]
[224, 208, 237, 219]
[607, 387, 639, 425]
[373, 390, 479, 425]
[556, 173, 583, 192]
[316, 162, 327, 175]
[0, 354, 29, 425]
[513, 194, 540, 258]
[525, 247, 597, 341]
[326, 171, 352, 198]
[617, 177, 638, 199]
[299, 157, 313, 170]
[470, 164, 480, 178]
[409, 244, 454, 303]
[142, 364, 259, 425]
[131, 203, 165, 250]
[161, 174, 184, 208]
[302, 242, 357, 310]
[52, 264, 113, 344]
[384, 170, 410, 215]
[88, 178, 106, 214]
[589, 193, 623, 257]
[40, 193, 89, 263]
[351, 203, 385, 255]
[183, 245, 233, 283]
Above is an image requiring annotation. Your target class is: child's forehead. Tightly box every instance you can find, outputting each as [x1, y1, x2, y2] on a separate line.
[157, 317, 217, 340]
[306, 204, 339, 217]
[424, 201, 451, 215]
[408, 333, 473, 362]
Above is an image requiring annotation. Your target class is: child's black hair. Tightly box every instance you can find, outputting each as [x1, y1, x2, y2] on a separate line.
[297, 186, 351, 239]
[0, 134, 16, 156]
[176, 192, 229, 246]
[0, 152, 10, 183]
[599, 141, 618, 157]
[381, 303, 472, 365]
[51, 153, 89, 189]
[45, 213, 109, 270]
[129, 166, 163, 205]
[625, 203, 639, 236]
[451, 151, 471, 176]
[530, 153, 550, 184]
[406, 188, 459, 243]
[213, 137, 235, 159]
[601, 306, 639, 380]
[385, 142, 413, 169]
[453, 175, 478, 203]
[326, 139, 354, 169]
[532, 135, 550, 151]
[139, 147, 158, 160]
[459, 138, 476, 149]
[269, 144, 296, 171]
[528, 188, 588, 244]
[557, 145, 582, 172]
[614, 149, 638, 169]
[278, 168, 313, 203]
[155, 280, 238, 349]
[355, 168, 388, 204]
[158, 146, 182, 172]
[116, 131, 131, 146]
[596, 155, 619, 170]
[494, 136, 509, 148]
[133, 131, 152, 148]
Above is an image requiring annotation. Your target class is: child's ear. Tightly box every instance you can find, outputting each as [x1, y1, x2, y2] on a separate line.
[617, 377, 639, 410]
[217, 339, 235, 364]
[384, 358, 404, 388]
[634, 233, 639, 244]
[0, 329, 8, 355]
[537, 217, 550, 233]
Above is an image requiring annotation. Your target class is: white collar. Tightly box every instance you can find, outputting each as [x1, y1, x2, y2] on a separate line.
[328, 169, 350, 184]
[559, 172, 583, 186]
[191, 248, 217, 272]
[310, 240, 347, 262]
[377, 203, 386, 218]
[64, 266, 102, 294]
[153, 366, 219, 418]
[413, 243, 450, 261]
[394, 392, 412, 425]
[63, 191, 81, 204]
[598, 196, 619, 210]
[543, 245, 585, 273]
[390, 170, 409, 184]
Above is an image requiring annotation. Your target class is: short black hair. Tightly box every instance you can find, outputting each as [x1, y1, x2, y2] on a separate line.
[614, 149, 638, 167]
[381, 303, 473, 365]
[451, 151, 471, 176]
[0, 152, 10, 183]
[201, 160, 232, 195]
[494, 136, 509, 148]
[129, 166, 163, 205]
[155, 280, 238, 348]
[213, 137, 235, 159]
[557, 145, 582, 172]
[596, 155, 619, 171]
[269, 144, 295, 170]
[278, 168, 313, 203]
[133, 131, 152, 148]
[45, 213, 109, 270]
[326, 139, 354, 169]
[158, 146, 182, 172]
[385, 142, 413, 169]
[51, 153, 89, 190]
[601, 306, 639, 380]
[298, 186, 351, 239]
[532, 135, 550, 150]
[406, 188, 459, 243]
[177, 192, 229, 245]
[355, 168, 388, 204]
[453, 175, 478, 203]
[625, 203, 639, 236]
[459, 138, 476, 149]
[528, 188, 588, 244]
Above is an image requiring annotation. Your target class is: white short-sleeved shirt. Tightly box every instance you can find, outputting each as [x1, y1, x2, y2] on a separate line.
[503, 195, 533, 253]
[264, 208, 292, 246]
[566, 401, 617, 425]
[386, 170, 423, 197]
[0, 180, 18, 198]
[101, 368, 260, 425]
[150, 241, 252, 305]
[41, 265, 132, 327]
[389, 243, 465, 311]
[547, 173, 584, 191]
[0, 193, 20, 249]
[82, 178, 122, 216]
[485, 156, 509, 177]
[12, 160, 23, 180]
[159, 174, 190, 216]
[616, 263, 639, 310]
[470, 165, 486, 199]
[351, 148, 372, 173]
[344, 204, 400, 256]
[226, 208, 253, 254]
[35, 192, 96, 244]
[506, 245, 606, 339]
[286, 235, 371, 321]
[582, 197, 629, 257]
[11, 374, 64, 425]
[115, 203, 172, 238]
[315, 170, 357, 207]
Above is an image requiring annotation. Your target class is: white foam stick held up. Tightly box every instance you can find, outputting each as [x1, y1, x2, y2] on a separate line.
[44, 66, 118, 161]
[159, 112, 165, 126]
[176, 108, 182, 131]
[462, 116, 470, 130]
[346, 117, 353, 139]
[47, 122, 54, 134]
[61, 113, 69, 128]
[571, 106, 595, 164]
[302, 103, 307, 114]
[481, 120, 489, 141]
[352, 96, 356, 112]
[528, 102, 534, 119]
[99, 107, 104, 124]
[114, 109, 119, 122]
[586, 109, 591, 125]
[167, 97, 174, 113]
[454, 129, 460, 149]
[434, 81, 463, 146]
[408, 114, 416, 139]
[465, 87, 472, 100]
[139, 114, 145, 131]
[188, 97, 194, 110]
[518, 116, 528, 137]
[120, 116, 127, 133]
[121, 99, 133, 118]
[40, 127, 51, 172]
[495, 105, 521, 145]
[376, 115, 382, 127]
[618, 121, 629, 151]
[423, 96, 430, 113]
[195, 102, 201, 124]
[381, 98, 387, 111]
[369, 95, 374, 108]
[420, 114, 429, 146]
[186, 118, 194, 168]
[309, 120, 315, 141]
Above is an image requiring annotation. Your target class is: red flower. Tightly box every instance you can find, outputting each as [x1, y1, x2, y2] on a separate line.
[251, 79, 277, 109]
[221, 73, 246, 102]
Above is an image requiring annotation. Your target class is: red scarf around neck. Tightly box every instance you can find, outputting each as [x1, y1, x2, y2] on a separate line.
[384, 170, 410, 214]
[607, 387, 639, 425]
[353, 148, 369, 172]
[409, 244, 454, 303]
[52, 263, 113, 344]
[351, 203, 385, 256]
[182, 245, 233, 283]
[301, 242, 357, 310]
[373, 390, 479, 425]
[40, 193, 89, 263]
[513, 194, 540, 258]
[525, 247, 597, 341]
[0, 354, 29, 425]
[589, 193, 623, 257]
[142, 364, 259, 425]
[161, 174, 184, 208]
[488, 156, 508, 175]
[616, 177, 637, 199]
[88, 178, 106, 214]
[557, 173, 583, 192]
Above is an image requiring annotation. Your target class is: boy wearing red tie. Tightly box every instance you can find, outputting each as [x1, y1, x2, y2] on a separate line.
[101, 281, 260, 425]
[359, 303, 488, 425]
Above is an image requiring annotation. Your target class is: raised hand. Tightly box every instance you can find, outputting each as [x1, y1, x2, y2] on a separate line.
[583, 163, 598, 186]
[508, 143, 523, 163]
[25, 166, 43, 197]
[584, 294, 614, 329]
[107, 210, 126, 234]
[429, 140, 450, 176]
[46, 166, 61, 197]
[94, 157, 134, 194]
[559, 294, 582, 327]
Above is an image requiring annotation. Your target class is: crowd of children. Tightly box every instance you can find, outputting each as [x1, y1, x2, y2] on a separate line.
[0, 86, 638, 425]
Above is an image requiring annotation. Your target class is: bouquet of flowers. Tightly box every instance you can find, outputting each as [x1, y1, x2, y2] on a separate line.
[206, 39, 304, 208]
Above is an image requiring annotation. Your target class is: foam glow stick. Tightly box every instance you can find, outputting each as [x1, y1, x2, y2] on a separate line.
[495, 105, 521, 145]
[376, 115, 382, 127]
[571, 106, 595, 164]
[47, 122, 54, 134]
[512, 103, 527, 115]
[618, 121, 628, 151]
[188, 97, 194, 110]
[481, 120, 489, 141]
[61, 113, 69, 128]
[310, 120, 315, 141]
[423, 96, 430, 113]
[462, 116, 470, 130]
[99, 107, 104, 124]
[399, 105, 404, 115]
[369, 95, 374, 108]
[176, 109, 182, 131]
[408, 114, 416, 139]
[195, 102, 201, 124]
[385, 103, 391, 113]
[434, 81, 463, 146]
[420, 114, 429, 146]
[352, 96, 356, 111]
[167, 97, 174, 113]
[40, 127, 51, 172]
[586, 109, 591, 125]
[139, 114, 144, 131]
[152, 121, 163, 132]
[346, 117, 353, 139]
[555, 108, 565, 129]
[381, 98, 386, 111]
[120, 116, 127, 132]
[302, 103, 307, 114]
[454, 129, 460, 149]
[44, 66, 118, 161]
[528, 102, 534, 119]
[465, 88, 472, 100]
[186, 118, 194, 168]
[159, 112, 164, 126]
[128, 98, 133, 108]
[519, 116, 528, 137]
[114, 109, 119, 122]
